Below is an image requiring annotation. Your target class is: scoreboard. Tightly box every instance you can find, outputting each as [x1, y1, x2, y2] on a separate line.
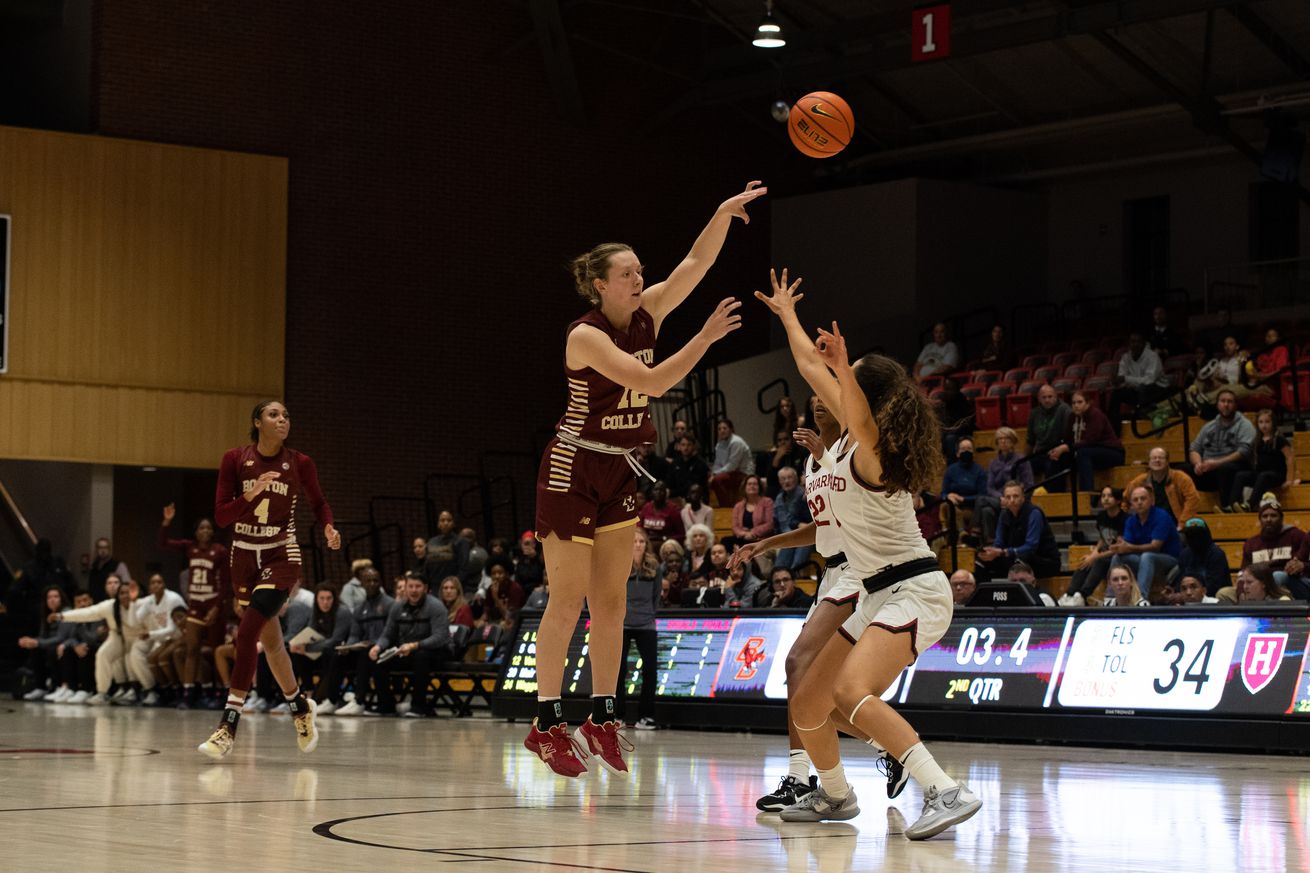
[494, 607, 1310, 746]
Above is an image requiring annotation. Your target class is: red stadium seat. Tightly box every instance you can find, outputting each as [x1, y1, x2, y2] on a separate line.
[974, 369, 1004, 386]
[1095, 360, 1119, 378]
[960, 382, 987, 399]
[1006, 392, 1033, 428]
[1052, 377, 1079, 397]
[1082, 375, 1113, 393]
[1003, 367, 1030, 386]
[929, 387, 946, 403]
[1033, 365, 1060, 383]
[1279, 371, 1310, 410]
[1051, 352, 1079, 369]
[1017, 379, 1044, 396]
[1021, 354, 1048, 370]
[974, 396, 1003, 429]
[987, 382, 1014, 398]
[1080, 349, 1107, 367]
[1063, 363, 1090, 380]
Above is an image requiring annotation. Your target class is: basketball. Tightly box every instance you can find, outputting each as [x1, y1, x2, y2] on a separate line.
[788, 91, 854, 158]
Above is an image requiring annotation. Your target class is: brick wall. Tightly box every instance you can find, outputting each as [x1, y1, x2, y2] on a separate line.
[94, 2, 796, 540]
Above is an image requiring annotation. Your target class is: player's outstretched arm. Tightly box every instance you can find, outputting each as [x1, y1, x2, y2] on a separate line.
[569, 297, 742, 398]
[814, 322, 884, 486]
[642, 182, 766, 328]
[755, 267, 845, 426]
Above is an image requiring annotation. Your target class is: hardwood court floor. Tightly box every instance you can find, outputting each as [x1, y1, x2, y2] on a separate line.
[0, 702, 1306, 873]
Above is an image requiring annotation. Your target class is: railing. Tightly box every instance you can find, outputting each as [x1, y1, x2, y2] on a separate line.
[478, 451, 537, 540]
[756, 377, 791, 418]
[672, 386, 727, 461]
[1203, 256, 1310, 313]
[916, 304, 1000, 365]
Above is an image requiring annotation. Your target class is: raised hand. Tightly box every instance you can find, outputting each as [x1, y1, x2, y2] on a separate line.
[701, 297, 743, 342]
[792, 427, 825, 457]
[814, 321, 849, 369]
[717, 180, 767, 224]
[162, 503, 176, 524]
[753, 267, 804, 317]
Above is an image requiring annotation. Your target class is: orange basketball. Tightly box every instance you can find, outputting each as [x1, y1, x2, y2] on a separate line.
[787, 91, 855, 158]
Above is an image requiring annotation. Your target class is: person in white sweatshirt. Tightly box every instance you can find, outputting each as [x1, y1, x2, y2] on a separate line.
[50, 576, 143, 704]
[129, 574, 186, 704]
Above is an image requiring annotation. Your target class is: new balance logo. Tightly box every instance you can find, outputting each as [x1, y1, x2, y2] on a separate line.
[580, 516, 591, 525]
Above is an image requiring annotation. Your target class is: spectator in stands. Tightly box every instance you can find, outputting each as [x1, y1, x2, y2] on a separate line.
[1242, 326, 1289, 397]
[459, 528, 488, 594]
[663, 419, 689, 460]
[658, 539, 688, 606]
[439, 576, 475, 628]
[480, 557, 525, 630]
[711, 419, 754, 506]
[979, 324, 1010, 370]
[1188, 389, 1256, 506]
[773, 396, 799, 442]
[619, 529, 661, 730]
[1176, 574, 1219, 604]
[1102, 563, 1149, 607]
[1059, 486, 1127, 607]
[1005, 560, 1056, 606]
[680, 482, 713, 534]
[1047, 391, 1125, 492]
[367, 572, 449, 718]
[975, 427, 1033, 545]
[1109, 332, 1171, 428]
[1109, 485, 1182, 601]
[684, 524, 714, 578]
[941, 438, 988, 539]
[410, 537, 427, 575]
[513, 532, 545, 595]
[700, 542, 731, 585]
[914, 321, 960, 380]
[86, 537, 131, 602]
[669, 435, 711, 501]
[1185, 336, 1244, 411]
[949, 570, 977, 607]
[8, 540, 74, 635]
[772, 466, 813, 572]
[329, 567, 393, 716]
[638, 480, 685, 549]
[1174, 517, 1230, 600]
[53, 576, 141, 705]
[724, 476, 774, 552]
[1126, 447, 1200, 529]
[424, 510, 469, 592]
[633, 441, 671, 495]
[1197, 306, 1235, 355]
[1027, 385, 1071, 483]
[935, 377, 975, 459]
[1147, 305, 1185, 358]
[978, 481, 1061, 581]
[290, 583, 350, 700]
[1242, 493, 1309, 599]
[17, 585, 68, 700]
[758, 430, 808, 496]
[726, 555, 768, 608]
[1229, 409, 1297, 512]
[1222, 562, 1293, 604]
[766, 566, 813, 610]
[340, 559, 372, 614]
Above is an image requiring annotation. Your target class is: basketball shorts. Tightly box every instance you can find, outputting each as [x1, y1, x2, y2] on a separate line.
[838, 568, 953, 660]
[535, 436, 638, 544]
[806, 561, 860, 620]
[186, 601, 227, 648]
[230, 540, 301, 607]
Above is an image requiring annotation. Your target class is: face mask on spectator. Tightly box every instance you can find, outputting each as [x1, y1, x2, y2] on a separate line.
[959, 451, 974, 465]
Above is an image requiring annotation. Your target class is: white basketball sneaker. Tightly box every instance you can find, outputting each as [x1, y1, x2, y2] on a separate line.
[905, 782, 982, 840]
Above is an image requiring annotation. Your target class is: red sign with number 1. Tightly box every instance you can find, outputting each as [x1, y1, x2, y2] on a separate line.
[912, 3, 951, 62]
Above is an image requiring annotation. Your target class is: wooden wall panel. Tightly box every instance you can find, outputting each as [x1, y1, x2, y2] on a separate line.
[0, 126, 286, 468]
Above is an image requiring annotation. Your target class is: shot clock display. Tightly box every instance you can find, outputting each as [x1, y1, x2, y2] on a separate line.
[497, 608, 1310, 719]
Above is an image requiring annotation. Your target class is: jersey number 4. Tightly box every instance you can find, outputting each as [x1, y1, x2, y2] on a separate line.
[616, 387, 649, 410]
[253, 497, 271, 524]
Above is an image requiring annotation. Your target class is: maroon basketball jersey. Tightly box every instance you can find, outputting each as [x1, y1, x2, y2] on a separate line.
[160, 530, 229, 608]
[555, 306, 658, 449]
[215, 445, 332, 547]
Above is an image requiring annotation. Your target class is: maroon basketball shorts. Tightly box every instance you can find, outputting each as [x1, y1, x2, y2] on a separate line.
[186, 602, 227, 648]
[229, 539, 302, 607]
[535, 437, 639, 544]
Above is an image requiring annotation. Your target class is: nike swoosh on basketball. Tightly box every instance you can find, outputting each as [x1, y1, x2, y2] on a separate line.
[811, 103, 838, 119]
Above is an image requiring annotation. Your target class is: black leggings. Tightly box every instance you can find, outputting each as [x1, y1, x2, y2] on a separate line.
[1066, 554, 1113, 597]
[617, 627, 658, 721]
[1230, 469, 1284, 507]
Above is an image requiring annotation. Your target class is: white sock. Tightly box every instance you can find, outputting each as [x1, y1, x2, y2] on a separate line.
[787, 748, 811, 782]
[816, 763, 850, 801]
[899, 742, 957, 795]
[864, 736, 887, 754]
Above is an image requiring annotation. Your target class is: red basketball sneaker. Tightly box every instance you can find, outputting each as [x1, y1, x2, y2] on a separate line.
[575, 718, 633, 775]
[524, 719, 589, 778]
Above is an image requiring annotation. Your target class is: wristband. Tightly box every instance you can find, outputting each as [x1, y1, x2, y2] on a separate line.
[814, 448, 835, 472]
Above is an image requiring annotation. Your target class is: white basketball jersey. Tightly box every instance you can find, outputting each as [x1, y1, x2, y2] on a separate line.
[805, 432, 850, 559]
[826, 442, 935, 576]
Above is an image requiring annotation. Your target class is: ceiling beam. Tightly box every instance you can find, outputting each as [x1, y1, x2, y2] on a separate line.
[1225, 3, 1310, 82]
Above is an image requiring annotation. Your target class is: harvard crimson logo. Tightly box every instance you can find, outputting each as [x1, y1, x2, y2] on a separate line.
[1240, 633, 1288, 694]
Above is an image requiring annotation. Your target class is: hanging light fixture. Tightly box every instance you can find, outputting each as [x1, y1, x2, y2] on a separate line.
[752, 0, 785, 48]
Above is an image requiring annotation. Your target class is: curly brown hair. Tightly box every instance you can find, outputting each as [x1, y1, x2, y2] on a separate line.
[853, 354, 943, 495]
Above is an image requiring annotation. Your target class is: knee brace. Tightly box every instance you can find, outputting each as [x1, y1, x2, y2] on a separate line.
[248, 586, 290, 619]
